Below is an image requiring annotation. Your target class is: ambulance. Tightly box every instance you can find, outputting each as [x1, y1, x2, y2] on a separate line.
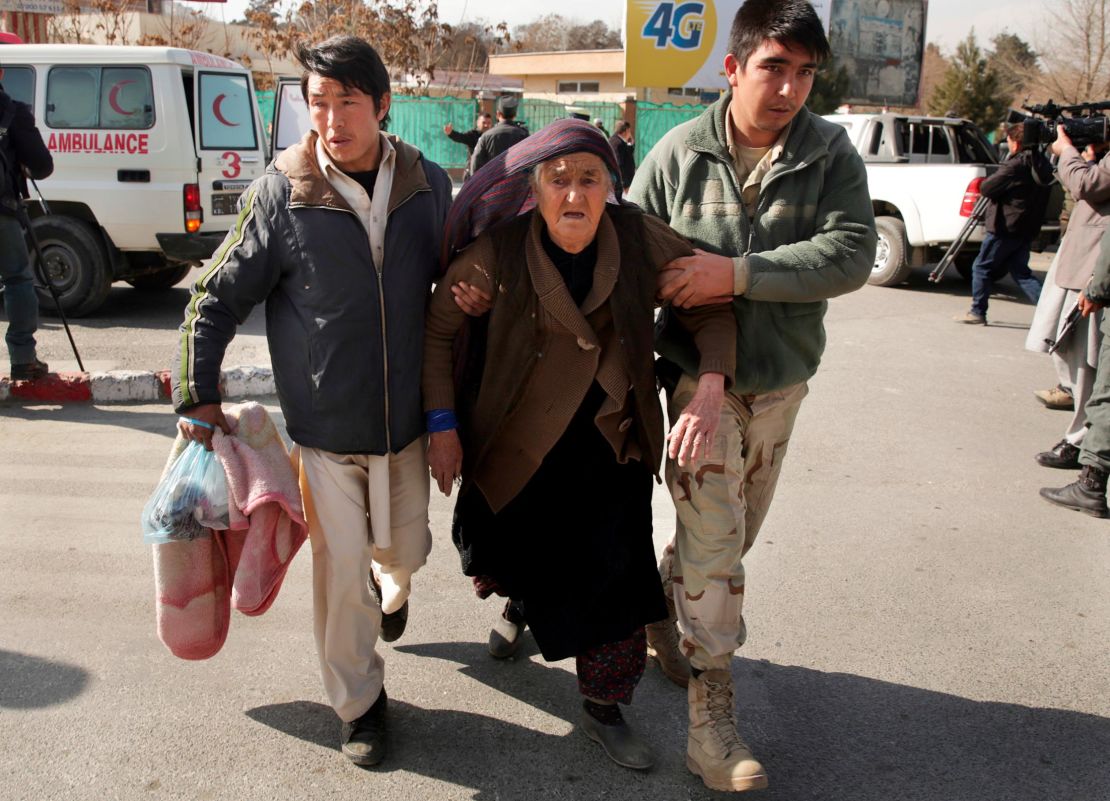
[1, 45, 267, 315]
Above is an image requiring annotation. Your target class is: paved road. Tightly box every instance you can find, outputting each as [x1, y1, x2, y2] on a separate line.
[2, 254, 1108, 800]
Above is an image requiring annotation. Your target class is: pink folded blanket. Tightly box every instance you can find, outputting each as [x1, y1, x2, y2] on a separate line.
[152, 403, 307, 660]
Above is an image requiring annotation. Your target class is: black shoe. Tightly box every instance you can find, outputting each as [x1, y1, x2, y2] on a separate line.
[340, 688, 388, 766]
[10, 359, 48, 381]
[368, 571, 408, 643]
[1040, 466, 1110, 518]
[1035, 440, 1081, 469]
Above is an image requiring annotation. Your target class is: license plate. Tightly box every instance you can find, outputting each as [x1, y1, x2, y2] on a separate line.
[210, 191, 243, 217]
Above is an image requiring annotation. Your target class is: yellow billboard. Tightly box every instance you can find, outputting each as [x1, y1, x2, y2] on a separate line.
[624, 1, 830, 89]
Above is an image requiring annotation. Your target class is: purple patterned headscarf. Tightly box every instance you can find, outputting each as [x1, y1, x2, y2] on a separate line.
[440, 117, 626, 271]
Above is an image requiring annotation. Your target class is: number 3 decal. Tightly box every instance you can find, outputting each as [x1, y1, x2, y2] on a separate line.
[221, 151, 241, 179]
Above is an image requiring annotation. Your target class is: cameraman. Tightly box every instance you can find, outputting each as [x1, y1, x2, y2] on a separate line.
[1026, 126, 1110, 472]
[1, 63, 53, 380]
[955, 123, 1052, 325]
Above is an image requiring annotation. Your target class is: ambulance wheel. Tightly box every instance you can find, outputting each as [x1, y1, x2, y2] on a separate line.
[126, 262, 191, 290]
[30, 216, 112, 317]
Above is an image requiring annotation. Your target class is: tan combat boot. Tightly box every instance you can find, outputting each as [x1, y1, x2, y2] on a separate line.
[645, 594, 691, 688]
[686, 669, 768, 792]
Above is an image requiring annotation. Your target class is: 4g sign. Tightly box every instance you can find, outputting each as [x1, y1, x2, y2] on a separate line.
[625, 0, 722, 89]
[624, 0, 831, 90]
[642, 2, 707, 49]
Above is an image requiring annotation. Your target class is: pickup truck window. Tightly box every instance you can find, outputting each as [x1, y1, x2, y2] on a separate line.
[900, 122, 951, 163]
[954, 126, 996, 164]
[2, 66, 34, 106]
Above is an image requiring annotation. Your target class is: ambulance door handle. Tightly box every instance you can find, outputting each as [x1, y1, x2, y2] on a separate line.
[239, 157, 260, 164]
[118, 170, 151, 183]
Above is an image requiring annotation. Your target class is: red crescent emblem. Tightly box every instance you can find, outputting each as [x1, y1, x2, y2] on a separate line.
[108, 80, 137, 116]
[212, 93, 239, 127]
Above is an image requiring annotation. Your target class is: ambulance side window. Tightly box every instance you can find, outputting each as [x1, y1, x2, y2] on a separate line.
[3, 66, 35, 107]
[100, 68, 154, 129]
[198, 73, 257, 150]
[46, 66, 153, 129]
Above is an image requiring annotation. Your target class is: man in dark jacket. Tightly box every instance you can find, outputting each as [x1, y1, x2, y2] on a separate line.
[1, 65, 54, 381]
[470, 95, 528, 174]
[608, 120, 636, 191]
[956, 124, 1053, 324]
[173, 36, 452, 768]
[443, 111, 491, 181]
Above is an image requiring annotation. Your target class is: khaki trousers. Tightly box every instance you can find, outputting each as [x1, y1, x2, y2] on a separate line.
[296, 438, 431, 722]
[662, 374, 808, 671]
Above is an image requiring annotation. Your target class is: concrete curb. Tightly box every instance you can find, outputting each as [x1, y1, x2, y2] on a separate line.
[0, 366, 275, 405]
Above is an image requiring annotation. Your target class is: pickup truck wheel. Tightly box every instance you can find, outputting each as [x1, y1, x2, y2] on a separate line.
[869, 216, 912, 286]
[126, 263, 191, 290]
[29, 216, 112, 317]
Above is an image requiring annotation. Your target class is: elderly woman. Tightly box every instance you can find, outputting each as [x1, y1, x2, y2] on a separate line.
[423, 119, 735, 770]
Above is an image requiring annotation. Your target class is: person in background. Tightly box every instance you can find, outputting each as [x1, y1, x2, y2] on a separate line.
[1026, 131, 1110, 471]
[593, 117, 610, 138]
[608, 120, 636, 193]
[954, 123, 1052, 325]
[1041, 220, 1110, 518]
[443, 112, 492, 181]
[470, 96, 529, 174]
[0, 60, 53, 381]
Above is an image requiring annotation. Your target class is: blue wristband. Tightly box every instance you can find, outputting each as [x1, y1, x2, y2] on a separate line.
[180, 416, 215, 430]
[426, 409, 457, 433]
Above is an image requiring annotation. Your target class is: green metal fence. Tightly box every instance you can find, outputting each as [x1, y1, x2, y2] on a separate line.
[256, 89, 275, 147]
[519, 99, 625, 136]
[389, 96, 480, 170]
[634, 101, 707, 166]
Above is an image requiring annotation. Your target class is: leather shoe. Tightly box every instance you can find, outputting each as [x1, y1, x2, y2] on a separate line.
[10, 359, 48, 381]
[368, 571, 408, 643]
[1040, 466, 1109, 518]
[340, 688, 388, 766]
[954, 311, 986, 325]
[580, 705, 653, 770]
[1033, 386, 1074, 411]
[1035, 440, 1081, 469]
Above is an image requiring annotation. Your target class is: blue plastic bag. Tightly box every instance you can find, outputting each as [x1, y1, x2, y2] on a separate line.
[142, 441, 230, 544]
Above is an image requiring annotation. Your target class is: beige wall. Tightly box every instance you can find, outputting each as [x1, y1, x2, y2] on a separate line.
[489, 49, 718, 107]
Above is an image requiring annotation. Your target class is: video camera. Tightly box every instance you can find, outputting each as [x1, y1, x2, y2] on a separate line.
[1007, 100, 1110, 150]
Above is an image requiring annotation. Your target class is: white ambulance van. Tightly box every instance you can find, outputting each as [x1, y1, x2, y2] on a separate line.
[1, 45, 266, 315]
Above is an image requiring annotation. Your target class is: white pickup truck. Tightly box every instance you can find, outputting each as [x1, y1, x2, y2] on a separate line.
[824, 113, 1005, 286]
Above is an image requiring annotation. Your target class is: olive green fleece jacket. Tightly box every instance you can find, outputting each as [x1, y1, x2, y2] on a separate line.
[630, 93, 876, 394]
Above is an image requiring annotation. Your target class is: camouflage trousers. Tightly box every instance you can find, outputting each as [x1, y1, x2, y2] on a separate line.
[661, 374, 808, 671]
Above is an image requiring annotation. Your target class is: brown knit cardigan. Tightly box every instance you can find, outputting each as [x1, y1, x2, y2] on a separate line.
[423, 205, 736, 512]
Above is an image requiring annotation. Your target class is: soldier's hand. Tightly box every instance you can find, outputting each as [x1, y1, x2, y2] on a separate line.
[1079, 293, 1103, 317]
[177, 404, 231, 451]
[657, 249, 734, 308]
[443, 122, 454, 135]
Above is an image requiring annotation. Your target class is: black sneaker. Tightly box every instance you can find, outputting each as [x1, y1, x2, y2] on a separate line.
[368, 570, 408, 643]
[340, 688, 388, 766]
[10, 359, 48, 381]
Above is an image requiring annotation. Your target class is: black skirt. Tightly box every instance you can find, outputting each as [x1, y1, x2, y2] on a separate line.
[452, 383, 668, 661]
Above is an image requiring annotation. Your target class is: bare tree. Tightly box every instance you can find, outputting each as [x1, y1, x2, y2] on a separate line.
[240, 0, 455, 95]
[1033, 0, 1110, 102]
